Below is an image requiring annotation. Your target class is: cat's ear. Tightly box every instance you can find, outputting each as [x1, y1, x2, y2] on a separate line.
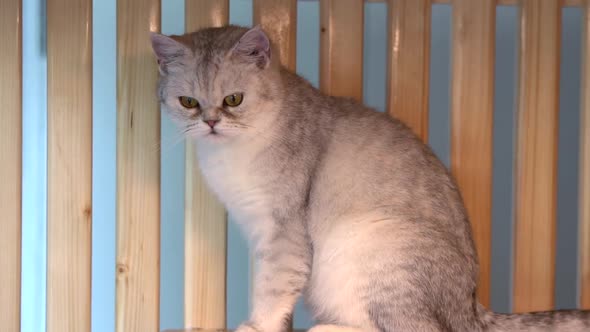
[150, 32, 189, 74]
[230, 26, 271, 69]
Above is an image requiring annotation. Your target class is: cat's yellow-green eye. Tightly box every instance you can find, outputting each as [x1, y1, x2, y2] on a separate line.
[179, 96, 199, 108]
[223, 93, 243, 107]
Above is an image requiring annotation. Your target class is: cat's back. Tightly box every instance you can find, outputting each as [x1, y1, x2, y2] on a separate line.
[307, 93, 470, 240]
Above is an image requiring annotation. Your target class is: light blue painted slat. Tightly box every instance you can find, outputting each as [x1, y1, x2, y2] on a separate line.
[294, 2, 320, 327]
[230, 0, 253, 27]
[91, 0, 117, 331]
[293, 2, 320, 328]
[555, 6, 582, 310]
[491, 5, 518, 314]
[226, 220, 251, 329]
[160, 0, 187, 329]
[363, 1, 387, 113]
[227, 0, 253, 328]
[21, 0, 47, 331]
[296, 0, 319, 88]
[428, 4, 452, 167]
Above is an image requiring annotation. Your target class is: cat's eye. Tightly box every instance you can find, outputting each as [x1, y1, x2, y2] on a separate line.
[223, 93, 243, 107]
[179, 96, 199, 109]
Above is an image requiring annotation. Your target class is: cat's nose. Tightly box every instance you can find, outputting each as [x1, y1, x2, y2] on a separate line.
[204, 119, 219, 128]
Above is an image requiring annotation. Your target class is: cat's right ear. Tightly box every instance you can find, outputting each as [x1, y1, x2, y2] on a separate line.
[150, 32, 188, 75]
[229, 26, 271, 69]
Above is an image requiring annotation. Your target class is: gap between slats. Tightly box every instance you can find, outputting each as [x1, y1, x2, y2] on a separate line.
[580, 0, 590, 310]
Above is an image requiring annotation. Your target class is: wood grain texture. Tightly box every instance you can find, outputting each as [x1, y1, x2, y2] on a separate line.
[513, 0, 560, 313]
[116, 0, 161, 331]
[46, 0, 93, 331]
[185, 1, 229, 329]
[386, 0, 430, 141]
[581, 0, 590, 310]
[0, 0, 21, 330]
[254, 0, 297, 71]
[185, 0, 229, 32]
[320, 0, 364, 101]
[450, 0, 495, 308]
[397, 0, 582, 5]
[253, 3, 297, 328]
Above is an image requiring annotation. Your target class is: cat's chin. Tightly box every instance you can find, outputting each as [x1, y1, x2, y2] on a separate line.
[199, 131, 230, 144]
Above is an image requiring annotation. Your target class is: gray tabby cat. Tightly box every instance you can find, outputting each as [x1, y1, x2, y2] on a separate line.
[151, 26, 590, 332]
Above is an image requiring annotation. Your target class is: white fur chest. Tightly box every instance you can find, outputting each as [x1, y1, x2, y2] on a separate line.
[195, 142, 273, 240]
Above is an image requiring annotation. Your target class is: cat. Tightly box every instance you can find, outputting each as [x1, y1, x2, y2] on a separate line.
[151, 25, 590, 332]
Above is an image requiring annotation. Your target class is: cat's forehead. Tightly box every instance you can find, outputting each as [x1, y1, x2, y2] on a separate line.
[187, 26, 249, 55]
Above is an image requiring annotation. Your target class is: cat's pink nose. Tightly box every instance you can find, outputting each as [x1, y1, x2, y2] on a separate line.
[205, 119, 219, 128]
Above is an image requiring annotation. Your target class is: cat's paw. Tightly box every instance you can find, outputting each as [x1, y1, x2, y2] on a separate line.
[235, 321, 261, 332]
[308, 325, 363, 332]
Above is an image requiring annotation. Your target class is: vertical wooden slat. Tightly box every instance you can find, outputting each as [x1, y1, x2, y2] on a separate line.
[46, 0, 93, 331]
[320, 0, 364, 101]
[253, 0, 297, 71]
[513, 0, 560, 313]
[253, 3, 297, 328]
[450, 0, 495, 308]
[386, 0, 430, 141]
[0, 0, 22, 330]
[184, 1, 229, 329]
[116, 0, 161, 330]
[580, 0, 590, 310]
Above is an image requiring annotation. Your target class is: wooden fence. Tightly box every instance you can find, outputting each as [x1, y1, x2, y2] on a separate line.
[1, 0, 589, 331]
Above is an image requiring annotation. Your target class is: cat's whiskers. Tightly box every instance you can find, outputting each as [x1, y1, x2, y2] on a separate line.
[157, 123, 197, 156]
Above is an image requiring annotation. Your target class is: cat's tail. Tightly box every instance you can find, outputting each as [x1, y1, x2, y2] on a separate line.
[477, 303, 590, 331]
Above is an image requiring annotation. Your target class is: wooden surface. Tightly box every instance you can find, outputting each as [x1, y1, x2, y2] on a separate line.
[116, 0, 161, 331]
[581, 0, 590, 310]
[0, 0, 21, 331]
[320, 0, 364, 101]
[253, 3, 298, 328]
[185, 1, 229, 329]
[450, 0, 495, 308]
[185, 0, 229, 32]
[368, 0, 583, 5]
[254, 0, 297, 71]
[386, 0, 430, 141]
[46, 0, 93, 331]
[513, 0, 560, 313]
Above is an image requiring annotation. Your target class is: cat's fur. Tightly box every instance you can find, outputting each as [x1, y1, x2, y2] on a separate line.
[151, 26, 590, 332]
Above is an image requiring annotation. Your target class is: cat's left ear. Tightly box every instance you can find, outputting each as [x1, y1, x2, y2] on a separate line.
[230, 26, 271, 69]
[150, 32, 189, 74]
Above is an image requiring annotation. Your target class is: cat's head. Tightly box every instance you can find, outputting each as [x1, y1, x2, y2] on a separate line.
[151, 26, 281, 144]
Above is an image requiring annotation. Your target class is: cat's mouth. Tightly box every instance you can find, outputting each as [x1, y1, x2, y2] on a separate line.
[203, 129, 226, 142]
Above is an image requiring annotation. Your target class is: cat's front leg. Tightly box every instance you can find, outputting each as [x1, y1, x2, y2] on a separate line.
[237, 226, 311, 332]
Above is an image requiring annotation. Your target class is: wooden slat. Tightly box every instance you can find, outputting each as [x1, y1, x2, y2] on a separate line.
[513, 0, 560, 313]
[581, 0, 590, 310]
[253, 3, 298, 329]
[417, 0, 582, 6]
[184, 1, 229, 329]
[253, 0, 297, 71]
[450, 0, 495, 308]
[320, 0, 364, 101]
[46, 0, 92, 331]
[0, 0, 21, 330]
[386, 0, 430, 141]
[116, 0, 161, 330]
